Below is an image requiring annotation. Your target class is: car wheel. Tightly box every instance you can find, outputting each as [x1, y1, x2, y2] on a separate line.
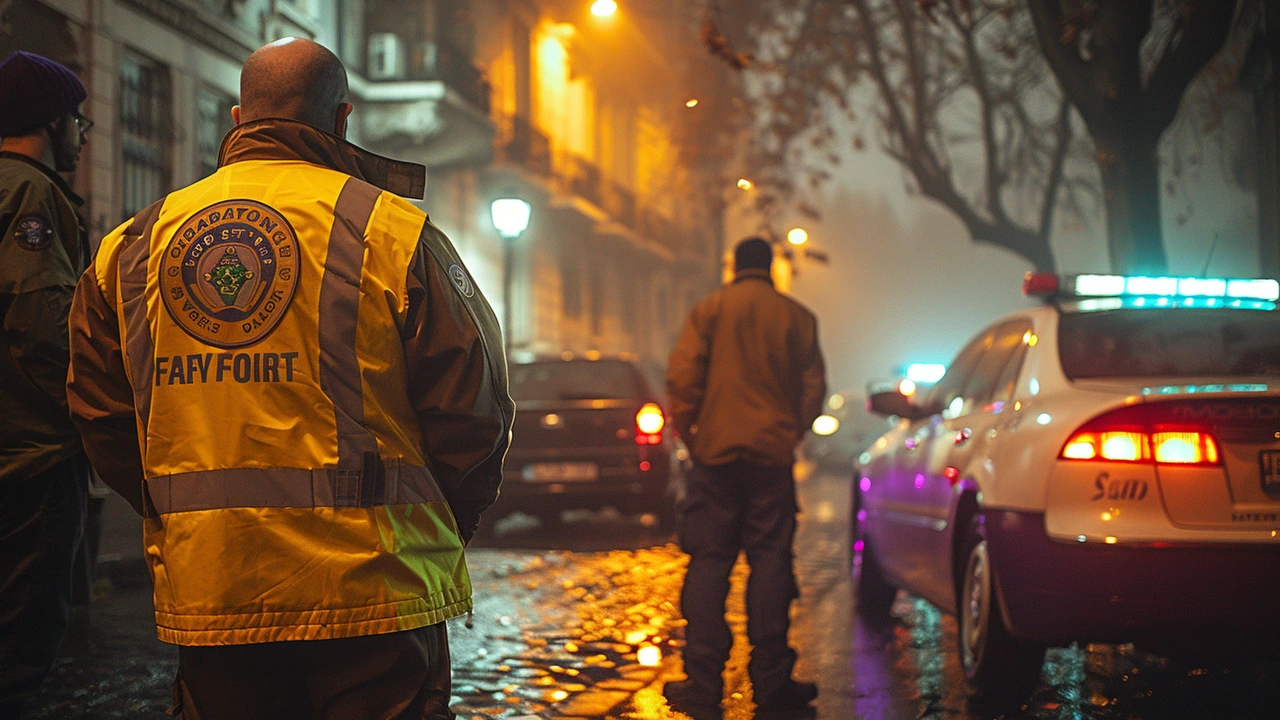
[957, 513, 1045, 705]
[852, 489, 896, 624]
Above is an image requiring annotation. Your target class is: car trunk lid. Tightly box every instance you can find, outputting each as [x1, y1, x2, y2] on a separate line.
[1068, 379, 1280, 528]
[1145, 392, 1280, 529]
[511, 399, 640, 450]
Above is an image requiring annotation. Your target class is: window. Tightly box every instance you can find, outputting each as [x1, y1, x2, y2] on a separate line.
[924, 337, 985, 418]
[1058, 309, 1280, 379]
[991, 337, 1030, 405]
[961, 321, 1032, 409]
[120, 51, 172, 220]
[561, 243, 582, 318]
[196, 86, 235, 178]
[589, 271, 604, 336]
[509, 360, 639, 402]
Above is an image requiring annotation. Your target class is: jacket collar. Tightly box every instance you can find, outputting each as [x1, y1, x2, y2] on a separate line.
[0, 151, 84, 206]
[218, 119, 426, 199]
[734, 268, 774, 285]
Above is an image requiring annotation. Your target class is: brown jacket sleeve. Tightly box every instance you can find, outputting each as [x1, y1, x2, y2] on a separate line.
[665, 296, 714, 441]
[402, 222, 513, 543]
[1, 177, 80, 413]
[66, 266, 146, 514]
[797, 313, 827, 431]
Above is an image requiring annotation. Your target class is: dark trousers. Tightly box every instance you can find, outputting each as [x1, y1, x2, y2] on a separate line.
[0, 454, 88, 717]
[677, 460, 799, 703]
[175, 623, 455, 720]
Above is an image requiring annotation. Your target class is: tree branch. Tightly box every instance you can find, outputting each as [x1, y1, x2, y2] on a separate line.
[1027, 0, 1105, 124]
[850, 0, 930, 174]
[943, 2, 1012, 226]
[892, 0, 932, 150]
[1038, 97, 1074, 238]
[1146, 0, 1239, 130]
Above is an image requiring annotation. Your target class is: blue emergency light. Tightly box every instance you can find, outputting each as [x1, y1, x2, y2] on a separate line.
[904, 363, 947, 384]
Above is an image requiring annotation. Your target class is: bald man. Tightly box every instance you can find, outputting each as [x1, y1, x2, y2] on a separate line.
[67, 38, 512, 720]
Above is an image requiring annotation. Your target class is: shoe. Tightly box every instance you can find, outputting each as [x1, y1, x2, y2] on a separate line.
[756, 680, 818, 713]
[663, 680, 722, 719]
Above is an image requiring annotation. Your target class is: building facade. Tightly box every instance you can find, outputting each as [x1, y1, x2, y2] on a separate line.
[3, 0, 727, 365]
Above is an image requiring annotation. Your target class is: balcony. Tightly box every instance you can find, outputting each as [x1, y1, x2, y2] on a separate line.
[351, 36, 494, 167]
[563, 154, 603, 208]
[600, 181, 637, 228]
[410, 41, 491, 114]
[497, 115, 553, 178]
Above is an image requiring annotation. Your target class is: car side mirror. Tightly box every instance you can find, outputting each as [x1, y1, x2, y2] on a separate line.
[866, 389, 930, 421]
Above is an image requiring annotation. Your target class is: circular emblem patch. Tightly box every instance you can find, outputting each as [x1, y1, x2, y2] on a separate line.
[448, 264, 475, 298]
[13, 214, 54, 251]
[160, 200, 300, 349]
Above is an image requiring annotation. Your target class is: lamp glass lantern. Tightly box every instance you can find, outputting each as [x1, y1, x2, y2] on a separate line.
[491, 198, 532, 239]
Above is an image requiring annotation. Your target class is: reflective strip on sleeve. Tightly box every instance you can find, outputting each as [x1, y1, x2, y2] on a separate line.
[119, 202, 165, 437]
[319, 179, 382, 469]
[144, 462, 445, 514]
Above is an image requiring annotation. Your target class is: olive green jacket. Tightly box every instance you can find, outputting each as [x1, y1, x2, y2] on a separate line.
[666, 270, 827, 467]
[0, 151, 89, 481]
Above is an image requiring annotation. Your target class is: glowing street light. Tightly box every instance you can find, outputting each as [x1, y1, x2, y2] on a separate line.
[591, 0, 618, 17]
[685, 98, 699, 108]
[787, 227, 809, 246]
[491, 197, 531, 239]
[737, 178, 754, 190]
[491, 197, 532, 354]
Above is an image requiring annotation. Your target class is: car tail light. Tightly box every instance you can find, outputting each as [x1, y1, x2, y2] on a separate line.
[636, 403, 664, 445]
[1061, 431, 1148, 461]
[1152, 431, 1219, 464]
[1059, 407, 1220, 466]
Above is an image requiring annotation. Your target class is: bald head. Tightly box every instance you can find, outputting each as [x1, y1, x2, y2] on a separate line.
[236, 38, 350, 133]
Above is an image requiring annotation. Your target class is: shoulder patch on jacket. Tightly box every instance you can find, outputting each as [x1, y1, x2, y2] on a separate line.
[13, 214, 54, 251]
[448, 264, 475, 298]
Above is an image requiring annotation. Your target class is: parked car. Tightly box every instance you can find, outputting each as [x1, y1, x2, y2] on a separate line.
[853, 272, 1280, 703]
[491, 356, 684, 528]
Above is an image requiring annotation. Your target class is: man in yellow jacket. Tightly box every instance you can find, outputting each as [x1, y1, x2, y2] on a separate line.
[66, 38, 512, 719]
[664, 237, 826, 719]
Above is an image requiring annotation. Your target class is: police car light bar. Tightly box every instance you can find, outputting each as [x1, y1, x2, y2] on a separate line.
[905, 363, 947, 384]
[1023, 272, 1280, 302]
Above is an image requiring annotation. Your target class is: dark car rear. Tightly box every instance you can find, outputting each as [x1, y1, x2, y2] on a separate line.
[493, 358, 679, 525]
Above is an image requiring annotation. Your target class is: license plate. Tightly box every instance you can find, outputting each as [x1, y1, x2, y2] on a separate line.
[1259, 450, 1280, 496]
[522, 462, 599, 483]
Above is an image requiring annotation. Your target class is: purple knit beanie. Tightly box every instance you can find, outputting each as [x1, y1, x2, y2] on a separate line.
[0, 51, 88, 137]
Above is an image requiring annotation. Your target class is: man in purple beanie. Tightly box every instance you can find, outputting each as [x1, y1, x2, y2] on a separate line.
[0, 49, 93, 716]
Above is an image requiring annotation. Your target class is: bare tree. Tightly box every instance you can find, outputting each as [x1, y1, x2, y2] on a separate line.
[1028, 0, 1241, 273]
[708, 0, 1094, 272]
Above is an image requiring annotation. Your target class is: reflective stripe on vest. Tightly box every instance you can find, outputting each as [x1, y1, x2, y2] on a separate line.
[144, 462, 445, 514]
[319, 179, 381, 467]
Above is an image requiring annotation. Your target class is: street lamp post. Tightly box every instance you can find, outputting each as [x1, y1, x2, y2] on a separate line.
[490, 197, 532, 355]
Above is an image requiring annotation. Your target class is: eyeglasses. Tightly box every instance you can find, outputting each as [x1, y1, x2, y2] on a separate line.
[72, 113, 94, 134]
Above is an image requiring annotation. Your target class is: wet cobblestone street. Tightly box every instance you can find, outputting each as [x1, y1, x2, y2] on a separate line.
[21, 470, 1280, 719]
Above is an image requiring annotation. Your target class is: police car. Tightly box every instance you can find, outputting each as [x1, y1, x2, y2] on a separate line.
[853, 273, 1280, 702]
